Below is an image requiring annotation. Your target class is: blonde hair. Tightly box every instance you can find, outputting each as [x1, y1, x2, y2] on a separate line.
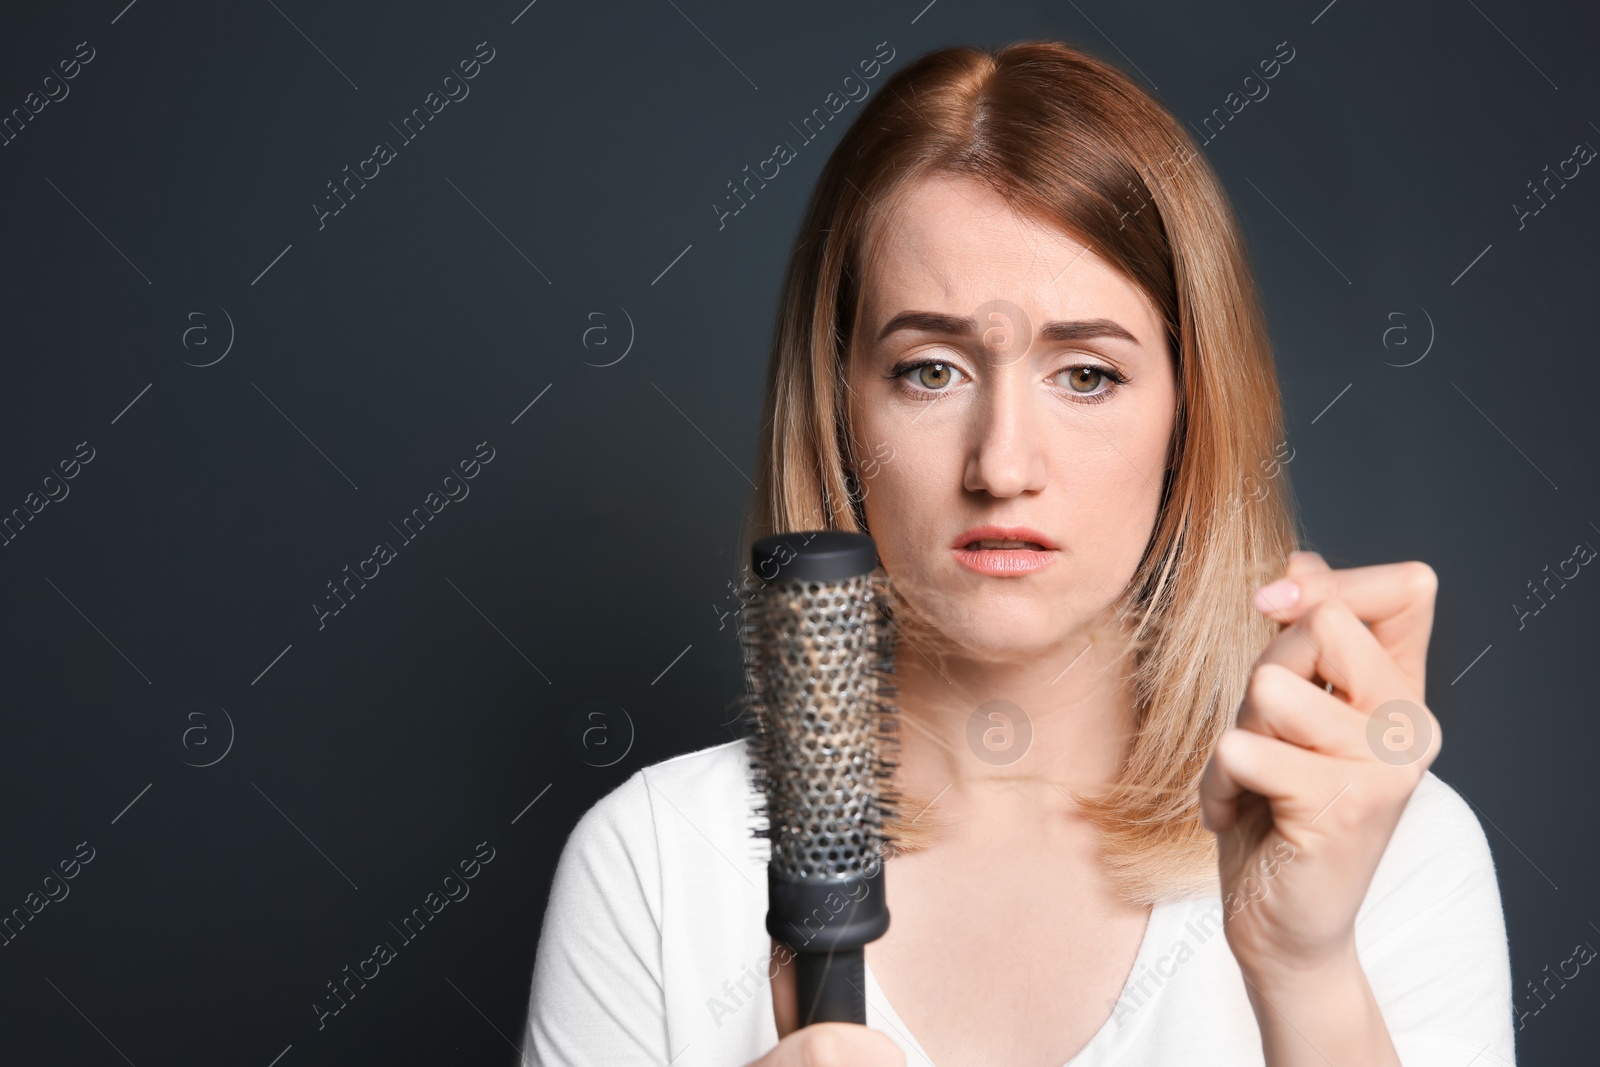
[738, 40, 1303, 905]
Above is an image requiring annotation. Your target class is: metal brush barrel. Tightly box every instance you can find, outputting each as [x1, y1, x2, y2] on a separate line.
[742, 531, 898, 1027]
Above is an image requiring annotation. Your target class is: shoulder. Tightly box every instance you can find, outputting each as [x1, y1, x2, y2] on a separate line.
[575, 736, 757, 834]
[1387, 769, 1494, 876]
[636, 734, 760, 809]
[1346, 778, 1516, 1063]
[527, 739, 763, 1061]
[539, 736, 762, 946]
[557, 737, 762, 885]
[1357, 768, 1503, 942]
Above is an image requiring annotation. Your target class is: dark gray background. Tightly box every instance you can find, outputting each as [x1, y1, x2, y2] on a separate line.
[1, 0, 1594, 1063]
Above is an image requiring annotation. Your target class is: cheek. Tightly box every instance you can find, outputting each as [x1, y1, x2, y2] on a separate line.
[851, 427, 933, 559]
[1049, 412, 1171, 545]
[855, 444, 915, 531]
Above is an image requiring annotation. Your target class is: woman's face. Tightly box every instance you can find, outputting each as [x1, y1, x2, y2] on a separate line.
[845, 173, 1178, 663]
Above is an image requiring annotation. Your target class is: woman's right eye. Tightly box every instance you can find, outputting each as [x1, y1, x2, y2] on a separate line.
[894, 360, 965, 394]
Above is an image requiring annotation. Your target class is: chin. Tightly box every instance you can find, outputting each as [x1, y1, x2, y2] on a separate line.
[951, 629, 1057, 664]
[913, 593, 1079, 663]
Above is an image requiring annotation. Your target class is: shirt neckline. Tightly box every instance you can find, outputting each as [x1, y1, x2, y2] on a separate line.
[861, 895, 1188, 1066]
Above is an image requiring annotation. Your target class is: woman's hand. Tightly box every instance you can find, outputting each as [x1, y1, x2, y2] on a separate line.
[1198, 550, 1441, 1062]
[743, 1023, 906, 1067]
[751, 939, 905, 1066]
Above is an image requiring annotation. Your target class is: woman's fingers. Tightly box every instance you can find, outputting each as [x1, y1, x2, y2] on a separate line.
[1285, 549, 1332, 579]
[1254, 596, 1415, 710]
[1200, 726, 1330, 833]
[1233, 662, 1370, 756]
[1253, 558, 1438, 686]
[750, 1022, 907, 1067]
[1246, 593, 1439, 769]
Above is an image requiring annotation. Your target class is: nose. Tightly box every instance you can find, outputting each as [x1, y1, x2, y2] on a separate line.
[962, 369, 1049, 498]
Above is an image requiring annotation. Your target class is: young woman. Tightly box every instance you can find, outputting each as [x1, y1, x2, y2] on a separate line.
[522, 40, 1515, 1066]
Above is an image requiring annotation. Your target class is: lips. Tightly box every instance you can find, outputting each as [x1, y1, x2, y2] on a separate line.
[949, 524, 1059, 577]
[949, 524, 1060, 551]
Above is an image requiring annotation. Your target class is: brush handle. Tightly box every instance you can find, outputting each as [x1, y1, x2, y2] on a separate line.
[795, 945, 866, 1025]
[767, 866, 889, 1028]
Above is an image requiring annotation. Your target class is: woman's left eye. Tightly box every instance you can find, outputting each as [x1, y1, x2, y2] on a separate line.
[1055, 365, 1127, 403]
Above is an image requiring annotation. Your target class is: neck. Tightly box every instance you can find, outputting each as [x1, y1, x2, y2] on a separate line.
[884, 627, 1139, 833]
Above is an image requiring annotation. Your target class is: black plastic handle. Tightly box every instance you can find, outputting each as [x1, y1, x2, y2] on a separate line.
[795, 945, 867, 1026]
[768, 865, 890, 1027]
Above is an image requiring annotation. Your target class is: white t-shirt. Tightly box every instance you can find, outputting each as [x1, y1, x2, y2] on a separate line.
[520, 737, 1516, 1066]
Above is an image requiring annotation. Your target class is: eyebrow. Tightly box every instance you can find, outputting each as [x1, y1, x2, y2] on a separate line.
[875, 310, 1140, 346]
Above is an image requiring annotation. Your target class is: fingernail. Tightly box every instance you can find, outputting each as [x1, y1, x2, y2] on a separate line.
[1254, 579, 1300, 614]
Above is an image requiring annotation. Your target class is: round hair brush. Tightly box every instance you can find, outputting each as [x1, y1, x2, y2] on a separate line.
[739, 530, 902, 1027]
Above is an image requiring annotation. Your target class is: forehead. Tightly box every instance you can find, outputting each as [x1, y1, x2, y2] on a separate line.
[855, 174, 1159, 341]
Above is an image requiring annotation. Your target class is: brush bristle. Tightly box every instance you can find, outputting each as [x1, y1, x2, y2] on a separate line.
[740, 569, 903, 881]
